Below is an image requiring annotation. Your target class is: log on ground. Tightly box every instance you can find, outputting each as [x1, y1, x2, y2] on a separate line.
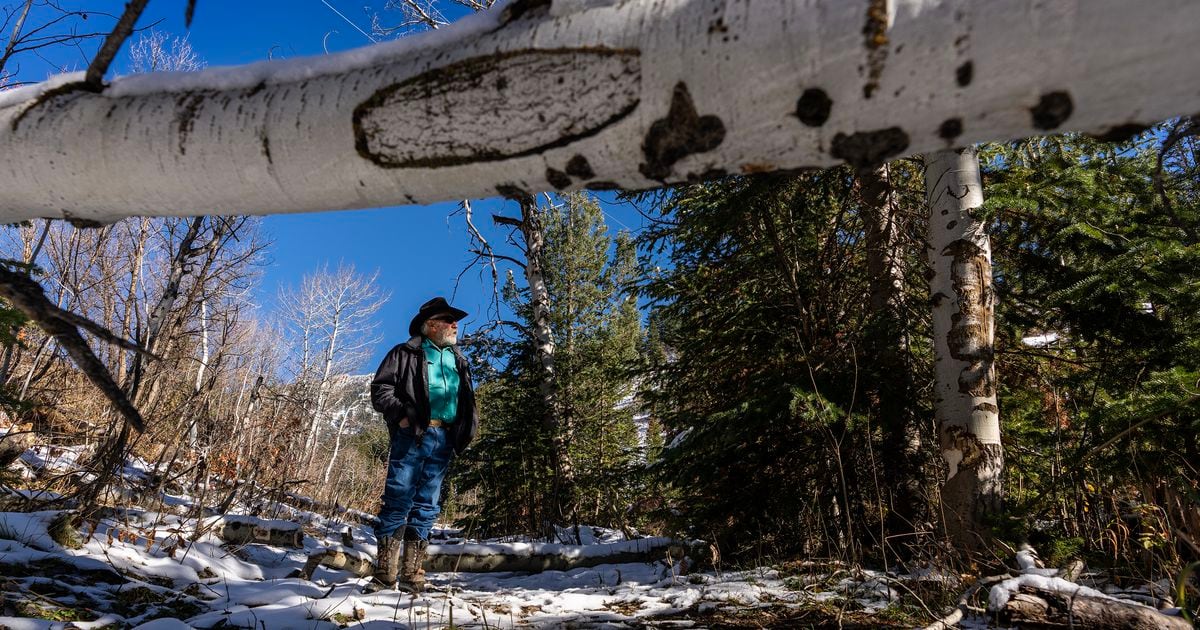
[425, 538, 700, 573]
[1001, 585, 1191, 629]
[216, 516, 304, 548]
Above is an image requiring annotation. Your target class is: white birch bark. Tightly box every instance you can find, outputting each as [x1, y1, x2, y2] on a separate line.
[1, 0, 1197, 223]
[924, 146, 1002, 547]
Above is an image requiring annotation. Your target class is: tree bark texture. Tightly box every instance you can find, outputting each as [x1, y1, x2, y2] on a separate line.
[514, 196, 576, 520]
[1000, 587, 1191, 630]
[859, 163, 927, 534]
[924, 147, 1002, 549]
[1, 0, 1198, 222]
[424, 539, 699, 573]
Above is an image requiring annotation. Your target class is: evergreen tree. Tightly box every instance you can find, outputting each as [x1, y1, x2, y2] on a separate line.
[639, 171, 897, 559]
[454, 193, 645, 536]
[982, 129, 1200, 569]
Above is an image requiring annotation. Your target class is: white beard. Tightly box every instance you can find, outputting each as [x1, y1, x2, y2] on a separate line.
[430, 329, 457, 347]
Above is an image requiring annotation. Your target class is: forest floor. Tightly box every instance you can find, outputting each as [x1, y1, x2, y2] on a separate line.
[0, 438, 1189, 628]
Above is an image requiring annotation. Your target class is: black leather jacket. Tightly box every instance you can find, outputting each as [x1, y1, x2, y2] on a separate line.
[370, 336, 479, 453]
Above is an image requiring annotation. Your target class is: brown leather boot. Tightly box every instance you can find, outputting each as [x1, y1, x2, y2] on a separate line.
[365, 533, 401, 592]
[398, 537, 428, 592]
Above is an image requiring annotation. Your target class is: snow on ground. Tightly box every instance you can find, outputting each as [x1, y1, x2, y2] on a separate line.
[1, 435, 901, 628]
[4, 432, 1193, 628]
[0, 505, 899, 629]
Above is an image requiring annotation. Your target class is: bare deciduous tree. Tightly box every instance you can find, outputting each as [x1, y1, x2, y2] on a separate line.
[277, 263, 388, 490]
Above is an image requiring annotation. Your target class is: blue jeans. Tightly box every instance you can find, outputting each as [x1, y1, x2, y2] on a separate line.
[376, 424, 454, 541]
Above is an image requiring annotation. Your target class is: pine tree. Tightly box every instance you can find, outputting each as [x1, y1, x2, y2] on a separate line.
[454, 193, 645, 535]
[981, 128, 1200, 567]
[639, 171, 896, 558]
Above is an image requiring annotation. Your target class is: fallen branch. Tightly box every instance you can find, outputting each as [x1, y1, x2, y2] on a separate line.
[295, 545, 374, 580]
[919, 573, 1010, 630]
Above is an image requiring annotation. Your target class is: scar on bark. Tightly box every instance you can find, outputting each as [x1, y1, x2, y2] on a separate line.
[546, 168, 571, 190]
[942, 238, 996, 398]
[939, 118, 963, 142]
[956, 61, 973, 87]
[260, 130, 273, 165]
[862, 0, 889, 98]
[830, 127, 909, 170]
[354, 48, 640, 169]
[942, 425, 985, 479]
[9, 81, 97, 132]
[546, 155, 596, 189]
[1031, 91, 1073, 130]
[565, 155, 595, 180]
[639, 82, 726, 181]
[1090, 123, 1149, 143]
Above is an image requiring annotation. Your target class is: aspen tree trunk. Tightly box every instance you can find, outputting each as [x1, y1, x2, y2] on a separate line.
[128, 216, 205, 403]
[859, 163, 927, 537]
[321, 411, 351, 490]
[189, 297, 210, 450]
[117, 218, 150, 388]
[514, 195, 576, 521]
[1, 0, 1197, 222]
[304, 312, 340, 471]
[924, 147, 1002, 549]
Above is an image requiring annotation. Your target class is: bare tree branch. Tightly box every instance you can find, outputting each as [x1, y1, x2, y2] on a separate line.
[84, 0, 150, 88]
[0, 263, 146, 432]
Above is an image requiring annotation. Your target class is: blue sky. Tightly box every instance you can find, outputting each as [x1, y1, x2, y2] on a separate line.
[10, 0, 653, 371]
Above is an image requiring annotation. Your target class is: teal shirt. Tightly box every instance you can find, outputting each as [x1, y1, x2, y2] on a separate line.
[422, 338, 460, 423]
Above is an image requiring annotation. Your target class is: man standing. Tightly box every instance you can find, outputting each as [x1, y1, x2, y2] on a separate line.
[367, 297, 479, 592]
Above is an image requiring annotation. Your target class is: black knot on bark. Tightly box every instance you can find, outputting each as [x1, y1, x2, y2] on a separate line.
[639, 82, 726, 181]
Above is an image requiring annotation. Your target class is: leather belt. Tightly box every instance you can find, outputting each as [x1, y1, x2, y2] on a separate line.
[429, 418, 446, 428]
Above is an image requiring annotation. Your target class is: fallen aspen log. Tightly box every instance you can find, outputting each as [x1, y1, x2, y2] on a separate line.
[215, 515, 304, 548]
[991, 575, 1190, 630]
[424, 537, 700, 574]
[295, 537, 703, 581]
[295, 545, 374, 580]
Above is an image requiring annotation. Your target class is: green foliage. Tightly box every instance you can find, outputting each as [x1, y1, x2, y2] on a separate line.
[453, 193, 648, 536]
[351, 422, 390, 464]
[638, 170, 912, 558]
[983, 128, 1200, 570]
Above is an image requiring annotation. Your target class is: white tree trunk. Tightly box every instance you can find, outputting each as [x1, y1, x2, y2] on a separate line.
[516, 197, 576, 518]
[194, 296, 209, 394]
[320, 411, 351, 489]
[1, 0, 1197, 222]
[304, 313, 340, 468]
[924, 147, 1002, 548]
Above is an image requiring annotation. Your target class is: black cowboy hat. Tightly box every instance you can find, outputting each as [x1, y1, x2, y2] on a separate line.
[409, 297, 468, 337]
